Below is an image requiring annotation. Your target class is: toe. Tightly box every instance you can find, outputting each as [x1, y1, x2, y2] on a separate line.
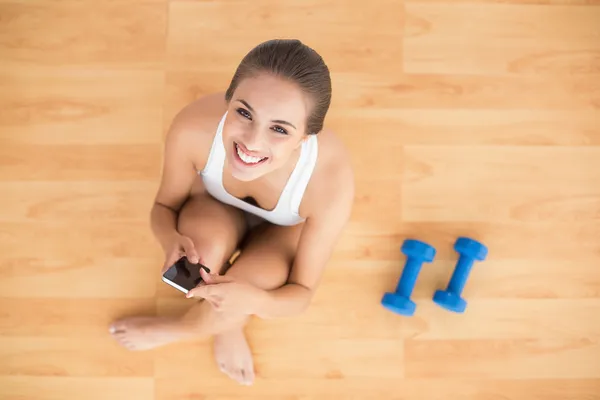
[234, 369, 247, 385]
[114, 332, 127, 339]
[120, 337, 138, 351]
[222, 366, 238, 382]
[111, 332, 135, 350]
[226, 368, 238, 381]
[242, 367, 255, 385]
[109, 319, 127, 334]
[116, 335, 129, 345]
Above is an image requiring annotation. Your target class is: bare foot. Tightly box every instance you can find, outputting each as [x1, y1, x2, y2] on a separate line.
[109, 316, 194, 351]
[213, 328, 255, 385]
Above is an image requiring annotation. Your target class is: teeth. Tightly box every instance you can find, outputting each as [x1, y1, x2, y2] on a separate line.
[236, 144, 265, 164]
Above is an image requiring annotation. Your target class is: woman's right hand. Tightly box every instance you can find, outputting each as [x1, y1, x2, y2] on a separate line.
[162, 233, 200, 273]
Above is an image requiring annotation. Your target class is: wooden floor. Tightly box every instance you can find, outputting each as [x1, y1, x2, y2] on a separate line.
[1, 0, 600, 399]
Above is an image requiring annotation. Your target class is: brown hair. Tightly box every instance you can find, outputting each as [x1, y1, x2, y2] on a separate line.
[225, 39, 332, 135]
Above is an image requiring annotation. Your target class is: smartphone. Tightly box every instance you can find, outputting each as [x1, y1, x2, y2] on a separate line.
[162, 256, 211, 294]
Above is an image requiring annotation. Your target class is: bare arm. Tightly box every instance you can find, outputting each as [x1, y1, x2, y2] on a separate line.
[150, 113, 199, 253]
[255, 167, 355, 318]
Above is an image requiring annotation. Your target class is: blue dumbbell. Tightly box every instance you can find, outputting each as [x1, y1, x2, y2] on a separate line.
[381, 239, 436, 316]
[433, 237, 488, 313]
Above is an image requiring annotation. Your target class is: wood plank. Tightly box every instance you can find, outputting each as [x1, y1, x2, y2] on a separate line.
[335, 220, 600, 261]
[404, 3, 600, 75]
[329, 109, 600, 146]
[0, 257, 158, 298]
[407, 0, 600, 6]
[402, 146, 600, 223]
[327, 73, 600, 110]
[0, 376, 154, 400]
[0, 66, 164, 145]
[0, 1, 166, 67]
[0, 221, 159, 259]
[166, 0, 403, 74]
[0, 144, 161, 181]
[0, 298, 156, 337]
[406, 338, 600, 379]
[154, 377, 600, 399]
[0, 181, 155, 222]
[0, 337, 154, 377]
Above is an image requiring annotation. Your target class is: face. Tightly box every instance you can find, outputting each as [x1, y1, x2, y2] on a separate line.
[222, 73, 311, 182]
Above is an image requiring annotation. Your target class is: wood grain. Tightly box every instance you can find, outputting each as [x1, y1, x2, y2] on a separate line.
[0, 337, 154, 377]
[1, 0, 599, 399]
[0, 1, 167, 67]
[405, 338, 600, 379]
[0, 66, 164, 145]
[404, 3, 600, 75]
[0, 376, 154, 400]
[327, 73, 600, 110]
[0, 298, 156, 337]
[166, 0, 404, 74]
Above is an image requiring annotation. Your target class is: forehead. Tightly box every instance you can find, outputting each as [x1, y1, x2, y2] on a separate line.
[232, 73, 310, 123]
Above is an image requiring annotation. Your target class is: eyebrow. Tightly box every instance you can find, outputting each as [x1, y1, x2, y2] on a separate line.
[236, 99, 297, 130]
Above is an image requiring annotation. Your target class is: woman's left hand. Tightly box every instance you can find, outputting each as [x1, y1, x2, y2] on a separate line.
[186, 269, 265, 316]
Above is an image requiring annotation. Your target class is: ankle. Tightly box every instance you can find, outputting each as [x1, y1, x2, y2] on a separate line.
[178, 313, 215, 338]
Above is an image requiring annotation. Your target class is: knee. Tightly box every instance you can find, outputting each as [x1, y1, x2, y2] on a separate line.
[176, 196, 245, 273]
[193, 236, 232, 273]
[177, 223, 232, 272]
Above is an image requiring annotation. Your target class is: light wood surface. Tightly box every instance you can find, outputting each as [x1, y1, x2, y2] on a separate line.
[1, 0, 599, 399]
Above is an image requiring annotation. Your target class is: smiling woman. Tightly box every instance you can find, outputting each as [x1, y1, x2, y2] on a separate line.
[222, 73, 311, 182]
[109, 39, 355, 386]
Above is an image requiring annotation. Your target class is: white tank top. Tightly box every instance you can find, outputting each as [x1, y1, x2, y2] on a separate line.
[199, 112, 319, 226]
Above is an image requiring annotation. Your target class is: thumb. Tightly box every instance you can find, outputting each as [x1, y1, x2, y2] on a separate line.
[186, 284, 215, 299]
[180, 236, 199, 264]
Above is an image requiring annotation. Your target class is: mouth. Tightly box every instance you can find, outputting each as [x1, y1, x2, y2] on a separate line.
[233, 142, 268, 167]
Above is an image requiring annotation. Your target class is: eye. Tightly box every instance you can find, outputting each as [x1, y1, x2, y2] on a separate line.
[236, 108, 252, 120]
[272, 126, 288, 135]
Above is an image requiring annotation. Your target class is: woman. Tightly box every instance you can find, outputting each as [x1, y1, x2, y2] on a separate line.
[109, 39, 355, 386]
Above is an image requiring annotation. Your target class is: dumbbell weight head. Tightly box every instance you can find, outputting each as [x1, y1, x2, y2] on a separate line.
[381, 292, 417, 316]
[455, 237, 488, 261]
[402, 239, 436, 263]
[381, 239, 436, 316]
[432, 290, 467, 313]
[433, 237, 488, 313]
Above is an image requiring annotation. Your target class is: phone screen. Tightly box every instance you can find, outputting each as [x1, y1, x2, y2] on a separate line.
[162, 256, 211, 294]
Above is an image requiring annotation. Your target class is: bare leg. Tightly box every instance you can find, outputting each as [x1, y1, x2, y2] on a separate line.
[109, 190, 247, 350]
[109, 187, 304, 386]
[210, 222, 303, 385]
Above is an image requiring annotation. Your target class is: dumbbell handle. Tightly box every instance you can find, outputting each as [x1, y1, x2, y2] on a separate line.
[395, 258, 423, 297]
[446, 255, 474, 295]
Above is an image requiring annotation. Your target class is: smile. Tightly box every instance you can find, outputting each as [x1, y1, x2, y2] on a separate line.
[234, 142, 268, 166]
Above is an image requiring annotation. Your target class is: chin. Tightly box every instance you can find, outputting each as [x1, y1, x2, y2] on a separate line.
[231, 170, 261, 182]
[228, 161, 266, 182]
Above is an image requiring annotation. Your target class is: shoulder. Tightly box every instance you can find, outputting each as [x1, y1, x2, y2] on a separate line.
[164, 92, 228, 171]
[301, 128, 355, 221]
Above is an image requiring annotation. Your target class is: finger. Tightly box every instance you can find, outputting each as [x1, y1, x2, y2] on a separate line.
[200, 268, 216, 284]
[162, 250, 180, 273]
[187, 284, 218, 299]
[180, 236, 199, 264]
[201, 268, 234, 284]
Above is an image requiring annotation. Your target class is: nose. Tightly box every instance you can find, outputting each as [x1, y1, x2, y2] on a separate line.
[242, 129, 263, 151]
